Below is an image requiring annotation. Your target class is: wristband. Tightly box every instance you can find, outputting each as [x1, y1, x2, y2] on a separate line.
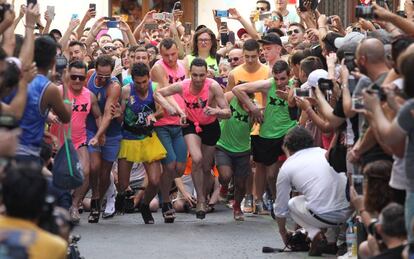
[64, 99, 72, 105]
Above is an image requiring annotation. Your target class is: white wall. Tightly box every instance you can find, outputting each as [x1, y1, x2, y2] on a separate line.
[13, 0, 109, 35]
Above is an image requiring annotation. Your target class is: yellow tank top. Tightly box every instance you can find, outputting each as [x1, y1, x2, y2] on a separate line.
[232, 64, 270, 135]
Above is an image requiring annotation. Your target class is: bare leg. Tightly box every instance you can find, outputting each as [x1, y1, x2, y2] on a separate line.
[184, 134, 204, 203]
[89, 152, 101, 200]
[72, 147, 90, 209]
[159, 162, 176, 204]
[117, 159, 133, 193]
[201, 144, 216, 199]
[142, 161, 162, 204]
[98, 160, 116, 201]
[234, 176, 248, 204]
[266, 161, 282, 200]
[218, 165, 232, 186]
[253, 162, 266, 202]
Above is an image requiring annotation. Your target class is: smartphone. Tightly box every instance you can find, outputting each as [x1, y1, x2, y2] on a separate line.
[172, 1, 182, 11]
[298, 0, 318, 12]
[221, 32, 229, 46]
[0, 115, 19, 130]
[352, 95, 364, 110]
[71, 14, 79, 20]
[107, 20, 119, 28]
[46, 6, 55, 19]
[221, 21, 228, 30]
[144, 23, 158, 31]
[344, 52, 356, 72]
[294, 88, 311, 98]
[152, 13, 165, 20]
[26, 0, 37, 6]
[396, 10, 407, 18]
[214, 10, 229, 18]
[259, 12, 272, 21]
[165, 12, 174, 20]
[355, 5, 375, 19]
[184, 22, 192, 35]
[89, 3, 96, 11]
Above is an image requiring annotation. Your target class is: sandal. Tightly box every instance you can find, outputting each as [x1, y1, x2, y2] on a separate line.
[207, 204, 215, 213]
[88, 199, 101, 223]
[140, 203, 154, 224]
[162, 202, 176, 224]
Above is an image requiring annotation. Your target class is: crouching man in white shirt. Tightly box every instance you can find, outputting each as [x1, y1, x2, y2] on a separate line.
[274, 126, 353, 256]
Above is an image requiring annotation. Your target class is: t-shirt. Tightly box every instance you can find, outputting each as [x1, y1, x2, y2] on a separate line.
[0, 216, 67, 259]
[397, 99, 414, 192]
[369, 245, 404, 259]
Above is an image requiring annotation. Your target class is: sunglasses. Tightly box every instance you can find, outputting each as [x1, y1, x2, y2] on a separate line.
[228, 57, 240, 62]
[96, 74, 111, 80]
[287, 29, 300, 36]
[256, 7, 266, 11]
[103, 46, 117, 51]
[70, 75, 86, 81]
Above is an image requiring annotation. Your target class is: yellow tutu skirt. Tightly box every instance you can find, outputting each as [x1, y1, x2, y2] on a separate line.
[118, 133, 167, 163]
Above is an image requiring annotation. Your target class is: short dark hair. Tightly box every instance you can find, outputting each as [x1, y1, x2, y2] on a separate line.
[283, 126, 315, 153]
[128, 45, 139, 53]
[288, 23, 305, 33]
[257, 0, 271, 11]
[190, 58, 207, 71]
[391, 35, 414, 66]
[380, 203, 407, 238]
[300, 56, 323, 77]
[398, 50, 414, 98]
[160, 38, 177, 51]
[290, 49, 312, 66]
[112, 38, 125, 47]
[68, 40, 85, 50]
[272, 60, 290, 74]
[135, 47, 148, 54]
[69, 60, 87, 73]
[95, 55, 114, 71]
[34, 36, 58, 70]
[131, 62, 150, 78]
[267, 28, 284, 38]
[2, 163, 47, 220]
[243, 39, 260, 52]
[145, 43, 159, 55]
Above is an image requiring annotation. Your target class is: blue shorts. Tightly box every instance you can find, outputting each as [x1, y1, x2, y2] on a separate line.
[87, 130, 122, 162]
[155, 126, 187, 165]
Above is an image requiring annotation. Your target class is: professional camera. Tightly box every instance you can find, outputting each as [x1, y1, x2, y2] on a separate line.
[0, 3, 11, 23]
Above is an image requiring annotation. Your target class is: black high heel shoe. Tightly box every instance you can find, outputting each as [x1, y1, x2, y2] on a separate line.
[162, 202, 176, 223]
[88, 199, 101, 223]
[140, 203, 154, 224]
[115, 192, 126, 214]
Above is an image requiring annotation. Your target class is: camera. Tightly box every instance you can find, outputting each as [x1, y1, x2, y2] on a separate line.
[0, 3, 11, 23]
[367, 219, 382, 240]
[152, 13, 165, 20]
[0, 115, 19, 130]
[352, 95, 364, 110]
[172, 1, 181, 11]
[355, 5, 376, 19]
[318, 78, 334, 92]
[55, 55, 68, 75]
[294, 88, 311, 98]
[344, 52, 356, 72]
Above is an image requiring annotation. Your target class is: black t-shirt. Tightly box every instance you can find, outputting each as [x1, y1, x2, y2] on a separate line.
[333, 97, 359, 143]
[369, 245, 405, 259]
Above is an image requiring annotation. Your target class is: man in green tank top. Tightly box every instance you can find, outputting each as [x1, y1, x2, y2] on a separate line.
[215, 92, 253, 221]
[232, 60, 297, 214]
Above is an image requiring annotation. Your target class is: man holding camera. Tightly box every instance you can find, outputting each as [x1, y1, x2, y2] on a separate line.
[232, 60, 297, 214]
[274, 126, 352, 256]
[0, 164, 67, 259]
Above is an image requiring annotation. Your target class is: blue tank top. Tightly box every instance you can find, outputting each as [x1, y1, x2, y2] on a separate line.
[17, 74, 51, 155]
[122, 82, 156, 140]
[86, 72, 122, 137]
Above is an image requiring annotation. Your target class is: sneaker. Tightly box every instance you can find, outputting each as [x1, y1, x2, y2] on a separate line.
[219, 185, 228, 202]
[233, 202, 244, 221]
[243, 195, 253, 213]
[69, 207, 80, 224]
[226, 199, 234, 209]
[254, 200, 270, 215]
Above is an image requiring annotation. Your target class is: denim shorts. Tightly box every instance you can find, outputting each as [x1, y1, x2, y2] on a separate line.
[87, 130, 122, 162]
[155, 126, 187, 165]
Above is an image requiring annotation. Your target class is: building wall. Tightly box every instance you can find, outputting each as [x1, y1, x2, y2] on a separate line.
[14, 0, 109, 35]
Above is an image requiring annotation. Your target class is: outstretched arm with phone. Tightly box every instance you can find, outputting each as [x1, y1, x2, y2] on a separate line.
[76, 8, 96, 41]
[228, 8, 260, 40]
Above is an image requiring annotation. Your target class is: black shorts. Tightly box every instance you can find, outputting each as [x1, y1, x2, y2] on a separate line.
[251, 135, 285, 166]
[215, 147, 251, 177]
[182, 120, 221, 146]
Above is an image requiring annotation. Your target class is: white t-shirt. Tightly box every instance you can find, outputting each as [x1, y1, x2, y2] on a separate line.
[274, 147, 350, 218]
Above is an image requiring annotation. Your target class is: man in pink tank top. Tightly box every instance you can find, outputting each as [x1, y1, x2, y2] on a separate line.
[154, 58, 231, 220]
[150, 38, 188, 223]
[49, 61, 102, 224]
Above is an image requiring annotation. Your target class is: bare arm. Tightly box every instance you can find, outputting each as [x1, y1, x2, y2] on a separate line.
[76, 8, 95, 40]
[59, 18, 81, 54]
[90, 93, 102, 128]
[133, 10, 156, 41]
[228, 8, 260, 40]
[12, 4, 25, 30]
[209, 82, 231, 119]
[19, 4, 38, 65]
[93, 82, 122, 139]
[42, 10, 53, 34]
[119, 21, 137, 46]
[153, 82, 184, 116]
[44, 83, 72, 124]
[373, 3, 414, 36]
[225, 71, 236, 93]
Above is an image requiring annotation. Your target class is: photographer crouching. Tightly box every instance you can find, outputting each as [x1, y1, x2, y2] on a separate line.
[274, 126, 353, 256]
[0, 163, 67, 258]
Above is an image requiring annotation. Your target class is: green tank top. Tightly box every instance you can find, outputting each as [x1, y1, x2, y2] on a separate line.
[259, 78, 297, 139]
[188, 55, 219, 76]
[216, 97, 252, 153]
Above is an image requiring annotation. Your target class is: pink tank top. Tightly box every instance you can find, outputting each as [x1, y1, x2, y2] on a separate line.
[50, 85, 91, 149]
[182, 78, 216, 132]
[154, 59, 186, 127]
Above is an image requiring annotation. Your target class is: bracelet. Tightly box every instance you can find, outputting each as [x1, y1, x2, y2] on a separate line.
[63, 99, 72, 105]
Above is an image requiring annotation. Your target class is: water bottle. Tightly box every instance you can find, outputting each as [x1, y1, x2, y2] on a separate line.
[346, 220, 356, 257]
